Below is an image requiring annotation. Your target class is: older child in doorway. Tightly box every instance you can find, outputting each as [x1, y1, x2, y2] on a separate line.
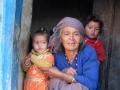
[85, 16, 106, 90]
[85, 16, 106, 63]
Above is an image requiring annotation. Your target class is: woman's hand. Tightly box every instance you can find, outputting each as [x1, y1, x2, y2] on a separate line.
[45, 67, 76, 83]
[63, 67, 76, 76]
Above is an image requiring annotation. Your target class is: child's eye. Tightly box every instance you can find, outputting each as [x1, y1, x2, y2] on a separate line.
[88, 26, 92, 29]
[95, 28, 100, 31]
[35, 41, 39, 44]
[42, 42, 47, 44]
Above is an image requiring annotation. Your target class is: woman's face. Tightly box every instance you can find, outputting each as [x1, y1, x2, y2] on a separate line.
[60, 27, 81, 51]
[85, 21, 100, 39]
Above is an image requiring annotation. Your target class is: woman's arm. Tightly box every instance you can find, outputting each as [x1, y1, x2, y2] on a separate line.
[74, 48, 100, 90]
[45, 67, 76, 83]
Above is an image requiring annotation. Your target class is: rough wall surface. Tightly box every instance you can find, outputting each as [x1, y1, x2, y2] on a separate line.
[93, 0, 120, 90]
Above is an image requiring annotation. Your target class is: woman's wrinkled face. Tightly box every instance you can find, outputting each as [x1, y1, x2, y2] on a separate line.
[60, 27, 81, 51]
[32, 34, 48, 53]
[85, 21, 100, 39]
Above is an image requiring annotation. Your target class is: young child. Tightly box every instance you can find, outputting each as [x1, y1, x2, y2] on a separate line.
[84, 16, 106, 63]
[23, 27, 54, 90]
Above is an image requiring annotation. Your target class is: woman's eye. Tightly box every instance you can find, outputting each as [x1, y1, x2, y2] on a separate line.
[64, 33, 69, 35]
[74, 33, 80, 36]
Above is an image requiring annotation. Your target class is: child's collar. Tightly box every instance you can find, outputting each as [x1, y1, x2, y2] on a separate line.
[31, 49, 49, 56]
[85, 37, 98, 43]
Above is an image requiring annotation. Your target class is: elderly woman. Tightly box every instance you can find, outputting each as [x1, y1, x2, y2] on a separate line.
[46, 17, 99, 90]
[23, 17, 99, 90]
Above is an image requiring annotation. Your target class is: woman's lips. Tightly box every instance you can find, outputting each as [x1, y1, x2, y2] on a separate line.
[68, 42, 75, 44]
[68, 43, 76, 46]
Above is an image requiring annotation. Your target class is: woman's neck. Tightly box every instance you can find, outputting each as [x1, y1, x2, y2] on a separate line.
[65, 49, 78, 61]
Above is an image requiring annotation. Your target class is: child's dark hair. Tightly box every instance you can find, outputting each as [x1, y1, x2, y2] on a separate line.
[85, 15, 104, 34]
[31, 27, 49, 41]
[28, 27, 49, 52]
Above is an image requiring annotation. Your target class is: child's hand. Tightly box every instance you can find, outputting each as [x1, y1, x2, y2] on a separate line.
[44, 67, 63, 78]
[24, 53, 32, 65]
[22, 53, 32, 72]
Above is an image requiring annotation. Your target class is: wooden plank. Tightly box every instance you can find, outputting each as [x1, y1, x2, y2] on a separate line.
[12, 0, 23, 90]
[0, 0, 4, 88]
[94, 0, 120, 90]
[0, 0, 16, 90]
[18, 0, 33, 90]
[108, 0, 120, 90]
[93, 0, 115, 90]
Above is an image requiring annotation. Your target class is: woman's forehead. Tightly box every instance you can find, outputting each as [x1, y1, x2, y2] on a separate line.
[61, 26, 80, 32]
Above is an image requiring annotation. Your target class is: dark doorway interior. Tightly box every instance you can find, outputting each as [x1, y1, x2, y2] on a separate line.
[31, 0, 93, 32]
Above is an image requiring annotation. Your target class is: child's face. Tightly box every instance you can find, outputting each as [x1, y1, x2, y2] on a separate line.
[85, 21, 100, 39]
[32, 34, 48, 53]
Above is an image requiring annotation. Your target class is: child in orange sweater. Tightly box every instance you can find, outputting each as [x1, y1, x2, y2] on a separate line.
[23, 27, 54, 90]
